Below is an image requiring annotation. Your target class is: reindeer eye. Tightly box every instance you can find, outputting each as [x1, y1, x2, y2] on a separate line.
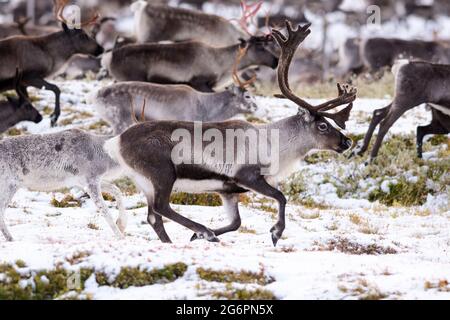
[318, 123, 328, 132]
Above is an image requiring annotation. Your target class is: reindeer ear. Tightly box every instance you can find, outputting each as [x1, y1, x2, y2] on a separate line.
[322, 103, 353, 130]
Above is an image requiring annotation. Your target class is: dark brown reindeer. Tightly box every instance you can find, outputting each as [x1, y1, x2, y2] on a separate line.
[106, 35, 278, 92]
[104, 22, 356, 246]
[0, 69, 43, 134]
[354, 60, 450, 160]
[0, 1, 103, 126]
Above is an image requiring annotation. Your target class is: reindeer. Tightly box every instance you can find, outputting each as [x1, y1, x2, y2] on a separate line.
[130, 0, 250, 47]
[354, 60, 450, 160]
[0, 70, 43, 134]
[0, 1, 104, 126]
[103, 22, 356, 246]
[0, 128, 128, 242]
[105, 35, 278, 92]
[361, 38, 450, 72]
[94, 47, 258, 134]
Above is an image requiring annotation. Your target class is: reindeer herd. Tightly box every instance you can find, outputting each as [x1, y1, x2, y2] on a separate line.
[0, 0, 448, 245]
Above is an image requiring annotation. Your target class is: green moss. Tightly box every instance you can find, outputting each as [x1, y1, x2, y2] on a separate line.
[212, 288, 277, 300]
[197, 268, 274, 285]
[170, 193, 222, 206]
[50, 195, 81, 208]
[368, 177, 429, 206]
[96, 263, 188, 289]
[0, 263, 94, 300]
[0, 262, 187, 299]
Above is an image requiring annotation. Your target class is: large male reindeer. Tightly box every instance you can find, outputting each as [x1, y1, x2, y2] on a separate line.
[130, 0, 251, 47]
[104, 22, 356, 246]
[0, 70, 43, 133]
[94, 47, 258, 134]
[106, 35, 278, 92]
[0, 1, 104, 126]
[355, 60, 450, 160]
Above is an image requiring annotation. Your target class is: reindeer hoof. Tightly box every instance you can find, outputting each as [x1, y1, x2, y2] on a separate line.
[271, 234, 279, 247]
[190, 231, 219, 243]
[50, 115, 58, 127]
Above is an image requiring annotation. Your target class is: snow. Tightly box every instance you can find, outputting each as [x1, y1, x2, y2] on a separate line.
[0, 78, 449, 300]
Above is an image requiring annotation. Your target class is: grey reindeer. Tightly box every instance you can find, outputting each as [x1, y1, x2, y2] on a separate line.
[93, 47, 258, 134]
[0, 1, 103, 126]
[0, 69, 43, 134]
[103, 22, 356, 246]
[130, 0, 248, 47]
[0, 129, 127, 242]
[354, 60, 450, 160]
[103, 35, 278, 92]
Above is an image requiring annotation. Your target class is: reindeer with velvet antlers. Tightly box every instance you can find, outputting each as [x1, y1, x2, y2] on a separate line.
[103, 22, 356, 246]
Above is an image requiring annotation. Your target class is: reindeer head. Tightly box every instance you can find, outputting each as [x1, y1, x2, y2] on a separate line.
[7, 69, 43, 124]
[226, 85, 258, 114]
[55, 0, 104, 57]
[239, 36, 279, 69]
[273, 21, 355, 154]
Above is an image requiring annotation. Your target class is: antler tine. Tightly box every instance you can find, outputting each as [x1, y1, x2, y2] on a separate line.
[140, 99, 147, 122]
[273, 21, 315, 112]
[232, 45, 257, 88]
[236, 0, 263, 36]
[315, 83, 357, 112]
[55, 0, 99, 28]
[130, 95, 139, 124]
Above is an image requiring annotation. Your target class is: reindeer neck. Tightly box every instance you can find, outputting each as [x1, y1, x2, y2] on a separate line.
[199, 91, 236, 121]
[264, 115, 317, 161]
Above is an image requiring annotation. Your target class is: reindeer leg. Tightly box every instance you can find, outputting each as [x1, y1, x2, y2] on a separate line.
[417, 118, 448, 159]
[25, 77, 61, 127]
[0, 184, 18, 242]
[190, 193, 241, 241]
[146, 195, 172, 243]
[370, 108, 406, 161]
[236, 172, 286, 247]
[86, 180, 124, 239]
[353, 104, 391, 157]
[150, 177, 219, 242]
[101, 182, 127, 233]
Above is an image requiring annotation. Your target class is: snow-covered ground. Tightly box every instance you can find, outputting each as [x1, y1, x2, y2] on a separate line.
[0, 79, 449, 300]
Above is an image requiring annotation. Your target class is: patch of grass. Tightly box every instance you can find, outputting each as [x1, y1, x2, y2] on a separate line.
[368, 177, 429, 206]
[245, 115, 267, 124]
[96, 263, 188, 289]
[114, 178, 137, 195]
[424, 279, 450, 292]
[0, 262, 93, 300]
[318, 237, 397, 255]
[88, 120, 109, 131]
[197, 268, 274, 286]
[102, 192, 115, 202]
[6, 127, 27, 136]
[50, 195, 81, 208]
[170, 193, 222, 207]
[0, 262, 188, 299]
[212, 288, 276, 300]
[239, 226, 257, 234]
[87, 223, 99, 230]
[339, 278, 389, 300]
